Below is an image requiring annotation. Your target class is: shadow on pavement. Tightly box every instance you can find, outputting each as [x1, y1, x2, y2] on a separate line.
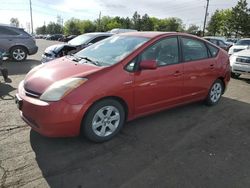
[30, 97, 250, 188]
[237, 76, 250, 84]
[1, 59, 41, 76]
[0, 82, 16, 100]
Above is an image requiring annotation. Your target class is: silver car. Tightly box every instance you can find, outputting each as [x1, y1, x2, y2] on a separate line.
[0, 24, 38, 61]
[41, 32, 113, 63]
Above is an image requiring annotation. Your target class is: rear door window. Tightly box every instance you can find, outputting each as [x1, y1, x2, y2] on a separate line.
[181, 37, 209, 62]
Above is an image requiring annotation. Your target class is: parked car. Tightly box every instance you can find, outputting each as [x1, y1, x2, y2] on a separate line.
[203, 36, 231, 51]
[16, 32, 230, 142]
[0, 24, 38, 61]
[58, 35, 77, 42]
[45, 34, 63, 41]
[109, 28, 138, 34]
[41, 32, 113, 63]
[230, 49, 250, 78]
[226, 38, 239, 45]
[228, 38, 250, 55]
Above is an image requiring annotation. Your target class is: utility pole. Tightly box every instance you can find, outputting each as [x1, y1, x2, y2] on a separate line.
[29, 0, 34, 34]
[98, 11, 101, 31]
[202, 0, 209, 36]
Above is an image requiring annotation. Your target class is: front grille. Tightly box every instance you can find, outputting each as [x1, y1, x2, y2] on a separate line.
[236, 56, 250, 64]
[24, 89, 41, 98]
[44, 52, 52, 57]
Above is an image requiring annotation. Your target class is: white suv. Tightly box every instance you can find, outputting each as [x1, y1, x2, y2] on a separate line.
[230, 49, 250, 78]
[228, 38, 250, 55]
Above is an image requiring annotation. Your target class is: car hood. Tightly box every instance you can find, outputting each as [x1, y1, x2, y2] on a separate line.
[234, 49, 250, 57]
[44, 44, 76, 54]
[24, 57, 104, 94]
[231, 45, 249, 49]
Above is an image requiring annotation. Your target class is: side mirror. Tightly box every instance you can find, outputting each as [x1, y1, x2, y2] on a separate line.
[140, 60, 157, 70]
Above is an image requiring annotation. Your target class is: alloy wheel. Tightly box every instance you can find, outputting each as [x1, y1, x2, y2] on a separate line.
[92, 106, 120, 137]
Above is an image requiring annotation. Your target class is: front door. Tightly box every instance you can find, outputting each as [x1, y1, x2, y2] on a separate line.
[133, 37, 184, 115]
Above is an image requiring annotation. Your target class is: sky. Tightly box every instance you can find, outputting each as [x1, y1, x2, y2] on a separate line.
[0, 0, 247, 33]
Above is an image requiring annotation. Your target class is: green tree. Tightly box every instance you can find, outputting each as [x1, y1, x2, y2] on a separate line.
[186, 24, 200, 35]
[207, 10, 222, 36]
[36, 25, 46, 34]
[157, 18, 184, 31]
[132, 11, 141, 30]
[141, 14, 154, 31]
[229, 0, 250, 37]
[10, 18, 19, 27]
[46, 22, 63, 34]
[64, 18, 82, 35]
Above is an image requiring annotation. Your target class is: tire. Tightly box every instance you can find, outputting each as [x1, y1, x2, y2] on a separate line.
[205, 79, 224, 106]
[82, 99, 125, 142]
[231, 72, 241, 79]
[10, 46, 27, 61]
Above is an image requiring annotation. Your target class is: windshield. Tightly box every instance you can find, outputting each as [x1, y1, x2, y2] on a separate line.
[236, 39, 250, 46]
[68, 34, 92, 46]
[75, 35, 149, 66]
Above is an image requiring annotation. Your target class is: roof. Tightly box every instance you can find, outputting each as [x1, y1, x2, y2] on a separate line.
[118, 31, 178, 38]
[239, 38, 250, 40]
[83, 32, 113, 36]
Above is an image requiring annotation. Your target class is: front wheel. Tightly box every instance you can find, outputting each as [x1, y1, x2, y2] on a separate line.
[82, 99, 125, 142]
[206, 79, 224, 106]
[10, 46, 27, 61]
[231, 72, 241, 79]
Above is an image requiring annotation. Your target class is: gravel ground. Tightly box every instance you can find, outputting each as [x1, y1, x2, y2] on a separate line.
[0, 39, 250, 188]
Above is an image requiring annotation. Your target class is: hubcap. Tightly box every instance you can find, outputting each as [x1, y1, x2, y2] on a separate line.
[210, 83, 222, 103]
[92, 106, 120, 137]
[13, 49, 25, 60]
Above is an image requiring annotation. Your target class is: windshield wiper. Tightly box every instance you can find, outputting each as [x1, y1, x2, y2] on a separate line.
[70, 54, 100, 66]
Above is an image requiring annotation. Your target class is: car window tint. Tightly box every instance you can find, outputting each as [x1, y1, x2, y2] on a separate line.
[0, 27, 19, 36]
[90, 36, 109, 44]
[207, 43, 219, 57]
[141, 37, 179, 66]
[181, 37, 208, 61]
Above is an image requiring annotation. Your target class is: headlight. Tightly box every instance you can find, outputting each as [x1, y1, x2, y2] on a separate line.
[40, 78, 87, 101]
[229, 55, 237, 67]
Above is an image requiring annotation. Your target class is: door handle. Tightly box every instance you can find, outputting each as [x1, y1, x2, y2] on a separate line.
[210, 64, 215, 69]
[173, 70, 182, 77]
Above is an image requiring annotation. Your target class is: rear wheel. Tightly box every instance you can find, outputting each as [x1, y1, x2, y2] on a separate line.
[206, 79, 224, 106]
[10, 46, 27, 61]
[82, 99, 125, 142]
[231, 72, 241, 79]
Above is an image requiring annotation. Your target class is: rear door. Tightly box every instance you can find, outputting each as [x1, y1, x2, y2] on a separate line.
[180, 37, 217, 101]
[133, 36, 184, 115]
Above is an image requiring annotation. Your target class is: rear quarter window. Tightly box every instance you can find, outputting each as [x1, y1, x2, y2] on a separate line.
[207, 43, 219, 57]
[0, 26, 20, 36]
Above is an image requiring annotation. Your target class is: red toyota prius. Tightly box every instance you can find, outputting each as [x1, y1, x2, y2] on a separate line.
[16, 32, 230, 142]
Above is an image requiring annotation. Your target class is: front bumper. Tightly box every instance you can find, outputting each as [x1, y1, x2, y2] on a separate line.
[41, 54, 56, 63]
[16, 90, 87, 137]
[28, 46, 38, 55]
[232, 63, 250, 75]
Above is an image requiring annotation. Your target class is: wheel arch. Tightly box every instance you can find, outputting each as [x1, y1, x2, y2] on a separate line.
[217, 76, 226, 94]
[80, 96, 129, 133]
[9, 45, 29, 54]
